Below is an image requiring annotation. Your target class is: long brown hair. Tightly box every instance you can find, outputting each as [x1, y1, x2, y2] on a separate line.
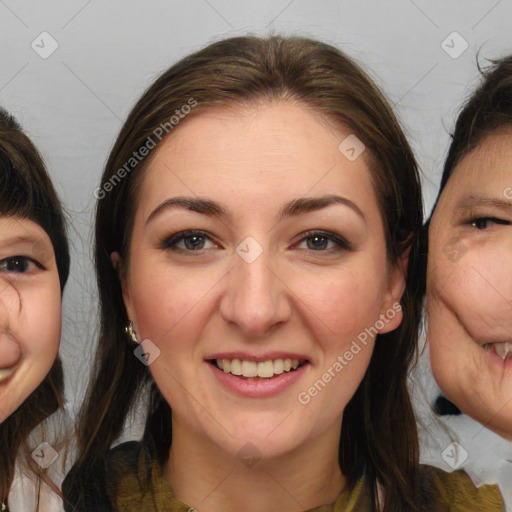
[0, 108, 70, 508]
[70, 35, 423, 511]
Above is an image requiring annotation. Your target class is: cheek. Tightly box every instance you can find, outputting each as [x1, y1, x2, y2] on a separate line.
[129, 262, 216, 343]
[429, 248, 512, 341]
[0, 277, 63, 421]
[21, 281, 62, 360]
[463, 250, 512, 338]
[297, 268, 383, 337]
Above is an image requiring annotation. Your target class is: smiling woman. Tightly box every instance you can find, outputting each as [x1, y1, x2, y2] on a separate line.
[425, 56, 512, 441]
[63, 35, 503, 511]
[0, 108, 70, 511]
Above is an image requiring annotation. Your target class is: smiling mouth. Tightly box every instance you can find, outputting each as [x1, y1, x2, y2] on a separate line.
[208, 358, 308, 379]
[482, 342, 512, 361]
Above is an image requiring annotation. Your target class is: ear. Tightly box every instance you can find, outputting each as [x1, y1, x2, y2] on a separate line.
[111, 251, 134, 321]
[376, 246, 410, 334]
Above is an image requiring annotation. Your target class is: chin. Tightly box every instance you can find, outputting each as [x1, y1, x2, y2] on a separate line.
[211, 426, 307, 462]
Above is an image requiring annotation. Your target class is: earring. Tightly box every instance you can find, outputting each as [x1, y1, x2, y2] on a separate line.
[125, 321, 140, 344]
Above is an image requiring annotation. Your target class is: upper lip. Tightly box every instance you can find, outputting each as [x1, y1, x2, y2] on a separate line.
[205, 352, 310, 363]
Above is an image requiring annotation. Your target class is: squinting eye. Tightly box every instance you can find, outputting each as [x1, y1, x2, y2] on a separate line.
[0, 256, 41, 273]
[469, 217, 511, 230]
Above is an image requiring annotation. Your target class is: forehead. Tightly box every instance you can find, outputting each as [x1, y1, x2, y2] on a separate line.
[453, 132, 512, 181]
[0, 216, 49, 237]
[439, 132, 512, 204]
[137, 101, 379, 218]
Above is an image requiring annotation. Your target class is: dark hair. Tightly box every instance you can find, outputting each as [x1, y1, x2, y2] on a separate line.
[70, 35, 423, 511]
[0, 107, 70, 508]
[420, 55, 512, 296]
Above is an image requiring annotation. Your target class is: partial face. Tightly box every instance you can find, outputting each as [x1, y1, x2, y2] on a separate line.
[427, 132, 512, 439]
[0, 217, 62, 422]
[121, 102, 405, 459]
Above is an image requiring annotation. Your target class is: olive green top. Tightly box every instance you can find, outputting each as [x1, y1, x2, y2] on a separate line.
[63, 441, 505, 511]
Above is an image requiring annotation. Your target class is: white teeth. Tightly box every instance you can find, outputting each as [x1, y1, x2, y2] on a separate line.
[230, 359, 242, 376]
[273, 359, 284, 375]
[214, 358, 302, 378]
[242, 360, 258, 377]
[493, 342, 512, 361]
[257, 360, 274, 378]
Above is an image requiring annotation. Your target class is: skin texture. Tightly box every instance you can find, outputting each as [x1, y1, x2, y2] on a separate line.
[118, 101, 407, 512]
[427, 131, 512, 440]
[0, 217, 61, 423]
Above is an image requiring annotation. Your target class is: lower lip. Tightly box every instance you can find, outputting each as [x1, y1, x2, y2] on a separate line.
[207, 361, 309, 398]
[486, 344, 512, 370]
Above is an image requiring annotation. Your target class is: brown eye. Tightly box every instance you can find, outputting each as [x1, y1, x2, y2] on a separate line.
[0, 256, 40, 273]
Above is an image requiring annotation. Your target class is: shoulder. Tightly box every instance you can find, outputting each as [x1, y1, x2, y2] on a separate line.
[419, 464, 505, 511]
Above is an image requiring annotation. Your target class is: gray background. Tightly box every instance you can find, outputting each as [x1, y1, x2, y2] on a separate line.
[1, 0, 511, 503]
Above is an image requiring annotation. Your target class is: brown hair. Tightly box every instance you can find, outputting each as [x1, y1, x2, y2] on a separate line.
[69, 35, 423, 511]
[420, 55, 512, 296]
[439, 55, 512, 193]
[0, 108, 70, 509]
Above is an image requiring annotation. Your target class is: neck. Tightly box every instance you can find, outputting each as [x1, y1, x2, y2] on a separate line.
[163, 419, 346, 512]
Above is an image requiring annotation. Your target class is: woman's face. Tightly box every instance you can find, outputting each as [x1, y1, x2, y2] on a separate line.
[427, 131, 512, 439]
[0, 217, 61, 423]
[121, 101, 406, 459]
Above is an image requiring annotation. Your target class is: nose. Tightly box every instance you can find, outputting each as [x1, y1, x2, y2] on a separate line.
[220, 250, 291, 338]
[0, 280, 21, 368]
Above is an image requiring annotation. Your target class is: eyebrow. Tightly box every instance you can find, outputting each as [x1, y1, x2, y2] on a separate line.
[146, 194, 366, 225]
[455, 196, 512, 210]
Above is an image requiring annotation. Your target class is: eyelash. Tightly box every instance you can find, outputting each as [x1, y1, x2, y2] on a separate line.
[467, 216, 511, 230]
[0, 256, 43, 274]
[160, 229, 352, 255]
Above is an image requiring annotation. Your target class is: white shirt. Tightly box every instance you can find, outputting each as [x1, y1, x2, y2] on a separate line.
[8, 410, 74, 512]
